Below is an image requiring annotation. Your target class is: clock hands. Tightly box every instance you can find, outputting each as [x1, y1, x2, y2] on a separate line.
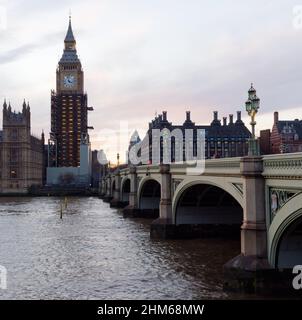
[64, 75, 75, 87]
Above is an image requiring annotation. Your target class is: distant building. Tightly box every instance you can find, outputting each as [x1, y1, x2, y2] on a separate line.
[46, 134, 92, 186]
[127, 130, 141, 163]
[91, 150, 102, 188]
[260, 112, 302, 154]
[132, 109, 251, 164]
[259, 129, 271, 155]
[0, 100, 44, 194]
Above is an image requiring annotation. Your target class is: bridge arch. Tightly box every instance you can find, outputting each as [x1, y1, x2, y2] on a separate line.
[268, 192, 302, 268]
[138, 177, 161, 212]
[121, 177, 130, 203]
[172, 178, 243, 227]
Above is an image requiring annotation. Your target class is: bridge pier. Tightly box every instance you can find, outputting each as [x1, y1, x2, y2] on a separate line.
[110, 170, 127, 208]
[150, 164, 177, 238]
[98, 178, 106, 199]
[103, 176, 113, 203]
[102, 153, 302, 294]
[150, 164, 213, 239]
[223, 156, 272, 293]
[123, 167, 141, 217]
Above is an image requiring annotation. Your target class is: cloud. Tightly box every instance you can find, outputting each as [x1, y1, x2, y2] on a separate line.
[0, 32, 62, 65]
[1, 0, 302, 163]
[0, 43, 36, 64]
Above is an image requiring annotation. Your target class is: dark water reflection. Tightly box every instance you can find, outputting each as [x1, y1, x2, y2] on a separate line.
[0, 197, 255, 300]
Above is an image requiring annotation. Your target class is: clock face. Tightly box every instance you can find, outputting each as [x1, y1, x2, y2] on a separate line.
[63, 75, 76, 88]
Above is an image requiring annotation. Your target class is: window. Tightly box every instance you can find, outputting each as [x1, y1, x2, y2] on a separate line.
[9, 148, 18, 164]
[10, 169, 17, 179]
[11, 129, 18, 141]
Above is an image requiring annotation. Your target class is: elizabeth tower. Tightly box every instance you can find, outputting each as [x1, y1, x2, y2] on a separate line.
[50, 17, 93, 167]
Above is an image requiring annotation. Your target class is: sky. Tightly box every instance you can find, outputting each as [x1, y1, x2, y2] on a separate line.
[0, 0, 302, 162]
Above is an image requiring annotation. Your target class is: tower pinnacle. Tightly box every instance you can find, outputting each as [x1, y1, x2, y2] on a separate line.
[65, 15, 75, 44]
[60, 15, 79, 62]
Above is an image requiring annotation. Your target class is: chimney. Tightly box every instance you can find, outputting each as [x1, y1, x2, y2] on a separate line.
[274, 111, 279, 124]
[163, 111, 167, 121]
[229, 114, 233, 124]
[213, 111, 218, 121]
[159, 114, 162, 122]
[237, 111, 241, 121]
[186, 111, 191, 121]
[223, 117, 227, 126]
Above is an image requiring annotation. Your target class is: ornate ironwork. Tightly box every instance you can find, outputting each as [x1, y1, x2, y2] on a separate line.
[270, 188, 301, 220]
[232, 183, 243, 195]
[170, 179, 182, 197]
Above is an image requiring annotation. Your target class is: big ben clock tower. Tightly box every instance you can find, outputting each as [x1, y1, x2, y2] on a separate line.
[50, 16, 93, 167]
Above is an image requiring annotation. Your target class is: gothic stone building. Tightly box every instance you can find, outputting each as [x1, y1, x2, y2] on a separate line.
[0, 101, 44, 194]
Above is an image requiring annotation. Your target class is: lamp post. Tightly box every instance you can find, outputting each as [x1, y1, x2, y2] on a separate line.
[117, 153, 120, 167]
[245, 84, 260, 156]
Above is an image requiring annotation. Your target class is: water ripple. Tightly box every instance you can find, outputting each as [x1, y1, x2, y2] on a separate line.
[0, 196, 243, 300]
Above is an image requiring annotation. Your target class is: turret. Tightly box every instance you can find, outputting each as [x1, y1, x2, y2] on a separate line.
[22, 99, 27, 113]
[3, 99, 7, 121]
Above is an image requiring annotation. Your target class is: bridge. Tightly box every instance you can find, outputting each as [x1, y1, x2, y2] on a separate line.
[99, 153, 302, 292]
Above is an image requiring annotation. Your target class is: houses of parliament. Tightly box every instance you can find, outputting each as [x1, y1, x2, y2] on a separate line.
[0, 101, 44, 194]
[49, 16, 93, 168]
[0, 17, 93, 194]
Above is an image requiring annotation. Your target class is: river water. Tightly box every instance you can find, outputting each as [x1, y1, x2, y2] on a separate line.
[0, 196, 251, 300]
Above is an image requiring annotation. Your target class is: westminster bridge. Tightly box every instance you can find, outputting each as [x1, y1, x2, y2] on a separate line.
[99, 153, 302, 291]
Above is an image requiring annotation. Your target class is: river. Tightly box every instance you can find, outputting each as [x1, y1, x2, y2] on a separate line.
[0, 196, 253, 300]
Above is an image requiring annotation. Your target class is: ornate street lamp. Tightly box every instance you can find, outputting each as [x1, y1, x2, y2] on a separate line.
[245, 84, 260, 156]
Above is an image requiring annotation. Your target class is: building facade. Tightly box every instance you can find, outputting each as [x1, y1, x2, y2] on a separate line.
[126, 130, 141, 163]
[128, 109, 251, 165]
[49, 17, 93, 167]
[260, 111, 302, 154]
[0, 100, 44, 194]
[153, 110, 250, 162]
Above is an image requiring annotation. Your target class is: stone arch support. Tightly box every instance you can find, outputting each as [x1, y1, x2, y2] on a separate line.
[111, 178, 116, 195]
[121, 175, 130, 192]
[137, 175, 161, 208]
[268, 192, 302, 267]
[121, 176, 131, 203]
[172, 177, 244, 224]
